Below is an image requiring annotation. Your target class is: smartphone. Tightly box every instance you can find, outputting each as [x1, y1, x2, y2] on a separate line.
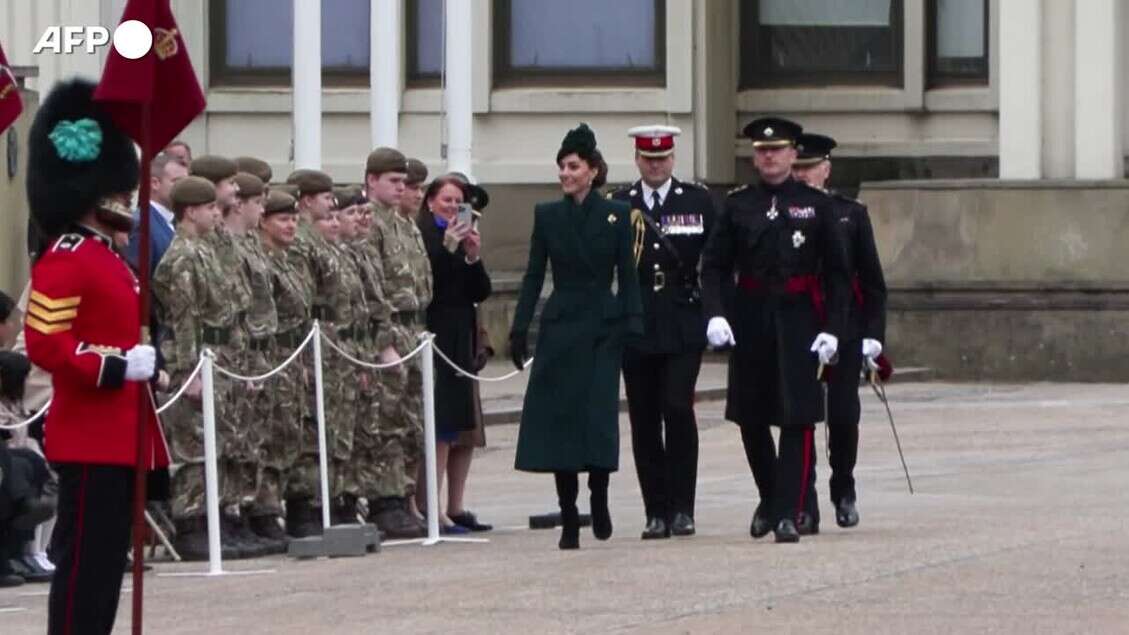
[456, 203, 474, 227]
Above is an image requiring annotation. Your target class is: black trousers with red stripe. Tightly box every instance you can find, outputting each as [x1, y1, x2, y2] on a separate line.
[769, 426, 816, 526]
[48, 463, 134, 635]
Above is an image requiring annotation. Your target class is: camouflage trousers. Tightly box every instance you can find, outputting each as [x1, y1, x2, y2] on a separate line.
[351, 343, 411, 500]
[326, 333, 361, 499]
[392, 325, 424, 497]
[165, 370, 240, 520]
[232, 347, 282, 516]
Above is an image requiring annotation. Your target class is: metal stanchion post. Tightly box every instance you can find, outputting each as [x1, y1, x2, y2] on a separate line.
[313, 321, 333, 529]
[200, 351, 224, 575]
[421, 333, 441, 545]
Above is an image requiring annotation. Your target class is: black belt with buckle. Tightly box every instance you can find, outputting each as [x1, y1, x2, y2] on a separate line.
[200, 325, 231, 346]
[274, 325, 307, 349]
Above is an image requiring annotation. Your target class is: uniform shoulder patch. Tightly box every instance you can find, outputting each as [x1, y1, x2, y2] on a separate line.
[51, 234, 85, 253]
[726, 184, 749, 196]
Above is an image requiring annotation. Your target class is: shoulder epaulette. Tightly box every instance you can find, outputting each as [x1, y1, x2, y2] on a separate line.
[726, 184, 749, 196]
[51, 234, 85, 253]
[605, 184, 631, 199]
[831, 190, 864, 206]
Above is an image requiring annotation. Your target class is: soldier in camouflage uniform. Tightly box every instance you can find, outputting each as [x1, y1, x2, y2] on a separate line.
[153, 176, 244, 561]
[189, 157, 272, 556]
[257, 191, 314, 540]
[363, 148, 433, 536]
[347, 186, 426, 538]
[283, 169, 344, 537]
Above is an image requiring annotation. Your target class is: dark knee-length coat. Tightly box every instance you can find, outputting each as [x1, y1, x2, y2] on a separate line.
[510, 190, 643, 473]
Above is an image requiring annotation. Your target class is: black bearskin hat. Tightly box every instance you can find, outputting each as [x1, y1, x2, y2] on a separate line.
[26, 78, 139, 237]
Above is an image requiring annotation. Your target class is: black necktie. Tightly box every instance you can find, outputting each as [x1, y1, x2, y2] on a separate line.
[651, 190, 662, 214]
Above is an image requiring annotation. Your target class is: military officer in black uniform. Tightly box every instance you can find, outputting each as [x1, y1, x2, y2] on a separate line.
[791, 132, 887, 530]
[608, 125, 714, 539]
[701, 117, 850, 543]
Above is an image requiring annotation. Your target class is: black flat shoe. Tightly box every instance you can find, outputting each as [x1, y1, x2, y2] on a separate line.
[836, 498, 860, 528]
[449, 510, 493, 532]
[640, 517, 670, 540]
[559, 508, 580, 550]
[774, 519, 800, 543]
[591, 502, 613, 541]
[750, 503, 772, 539]
[670, 513, 696, 537]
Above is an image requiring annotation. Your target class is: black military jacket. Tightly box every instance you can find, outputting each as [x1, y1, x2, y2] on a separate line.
[609, 177, 715, 355]
[830, 191, 887, 344]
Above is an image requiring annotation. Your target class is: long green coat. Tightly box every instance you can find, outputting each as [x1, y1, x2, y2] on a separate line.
[511, 191, 643, 473]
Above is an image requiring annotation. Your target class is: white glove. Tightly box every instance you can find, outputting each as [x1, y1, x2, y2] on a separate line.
[809, 333, 839, 365]
[124, 345, 157, 381]
[707, 317, 736, 349]
[862, 338, 883, 360]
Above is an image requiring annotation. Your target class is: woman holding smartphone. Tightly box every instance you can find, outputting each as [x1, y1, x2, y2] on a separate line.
[416, 174, 494, 533]
[510, 124, 643, 549]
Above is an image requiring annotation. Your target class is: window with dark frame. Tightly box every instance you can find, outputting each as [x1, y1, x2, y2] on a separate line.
[493, 0, 666, 87]
[739, 0, 904, 89]
[927, 0, 989, 86]
[209, 0, 370, 87]
[406, 0, 443, 84]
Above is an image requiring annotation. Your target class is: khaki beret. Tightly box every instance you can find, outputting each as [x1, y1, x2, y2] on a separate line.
[189, 155, 238, 184]
[405, 158, 428, 185]
[234, 156, 272, 184]
[233, 172, 265, 198]
[365, 147, 408, 176]
[263, 190, 298, 216]
[333, 185, 365, 209]
[171, 176, 216, 207]
[274, 182, 300, 198]
[285, 169, 333, 196]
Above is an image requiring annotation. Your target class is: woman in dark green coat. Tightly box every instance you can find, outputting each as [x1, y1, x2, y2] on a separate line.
[509, 124, 643, 550]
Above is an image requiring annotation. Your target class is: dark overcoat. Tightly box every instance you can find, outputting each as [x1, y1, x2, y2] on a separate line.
[419, 214, 493, 434]
[510, 190, 643, 472]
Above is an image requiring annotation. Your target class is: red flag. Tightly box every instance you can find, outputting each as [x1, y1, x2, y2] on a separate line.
[93, 0, 205, 154]
[0, 42, 23, 135]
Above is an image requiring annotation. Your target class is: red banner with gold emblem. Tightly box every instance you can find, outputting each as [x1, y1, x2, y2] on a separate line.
[0, 42, 23, 135]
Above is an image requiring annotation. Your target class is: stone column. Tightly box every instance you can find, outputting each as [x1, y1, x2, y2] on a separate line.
[998, 0, 1042, 179]
[1074, 0, 1122, 179]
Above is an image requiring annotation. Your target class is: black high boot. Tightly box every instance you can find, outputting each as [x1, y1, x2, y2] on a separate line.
[588, 470, 612, 541]
[554, 472, 580, 550]
[285, 497, 324, 538]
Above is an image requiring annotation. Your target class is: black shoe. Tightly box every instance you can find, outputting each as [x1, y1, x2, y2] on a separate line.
[836, 498, 860, 528]
[7, 557, 51, 583]
[670, 513, 696, 537]
[559, 507, 580, 550]
[640, 517, 670, 540]
[249, 513, 289, 554]
[370, 498, 426, 539]
[173, 517, 240, 562]
[774, 519, 800, 543]
[449, 510, 493, 532]
[796, 512, 820, 536]
[750, 503, 772, 539]
[590, 501, 612, 541]
[285, 498, 325, 539]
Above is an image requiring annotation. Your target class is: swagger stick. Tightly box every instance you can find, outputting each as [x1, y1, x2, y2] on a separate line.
[868, 372, 914, 495]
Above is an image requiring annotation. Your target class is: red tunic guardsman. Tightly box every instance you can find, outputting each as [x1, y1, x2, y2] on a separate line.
[24, 77, 169, 635]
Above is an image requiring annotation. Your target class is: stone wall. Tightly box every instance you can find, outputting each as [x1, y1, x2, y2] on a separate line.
[862, 179, 1129, 381]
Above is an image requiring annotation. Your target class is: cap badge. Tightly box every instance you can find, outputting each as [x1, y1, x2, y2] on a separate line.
[792, 230, 806, 249]
[764, 127, 774, 136]
[652, 138, 661, 147]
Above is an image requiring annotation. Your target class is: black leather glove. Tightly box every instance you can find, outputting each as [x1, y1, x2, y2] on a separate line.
[509, 333, 528, 371]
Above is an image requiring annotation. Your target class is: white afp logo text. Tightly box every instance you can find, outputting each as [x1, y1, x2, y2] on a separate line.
[32, 21, 154, 59]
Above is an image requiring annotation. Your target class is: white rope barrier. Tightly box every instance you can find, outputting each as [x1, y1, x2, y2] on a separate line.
[0, 400, 50, 431]
[212, 326, 317, 382]
[155, 356, 206, 415]
[431, 344, 532, 382]
[0, 354, 208, 429]
[318, 330, 429, 370]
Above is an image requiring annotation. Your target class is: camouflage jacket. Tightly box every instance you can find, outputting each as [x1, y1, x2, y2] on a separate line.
[290, 220, 342, 323]
[346, 238, 398, 351]
[368, 202, 433, 313]
[238, 232, 278, 341]
[266, 239, 313, 336]
[153, 229, 238, 374]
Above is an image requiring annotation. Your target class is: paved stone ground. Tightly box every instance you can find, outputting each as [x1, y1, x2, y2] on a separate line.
[3, 382, 1128, 633]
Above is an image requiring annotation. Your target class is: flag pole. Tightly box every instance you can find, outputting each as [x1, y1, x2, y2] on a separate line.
[131, 99, 153, 635]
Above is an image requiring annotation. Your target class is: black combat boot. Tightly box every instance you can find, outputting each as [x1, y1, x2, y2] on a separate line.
[285, 498, 324, 538]
[248, 514, 289, 554]
[370, 497, 426, 539]
[174, 517, 240, 561]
